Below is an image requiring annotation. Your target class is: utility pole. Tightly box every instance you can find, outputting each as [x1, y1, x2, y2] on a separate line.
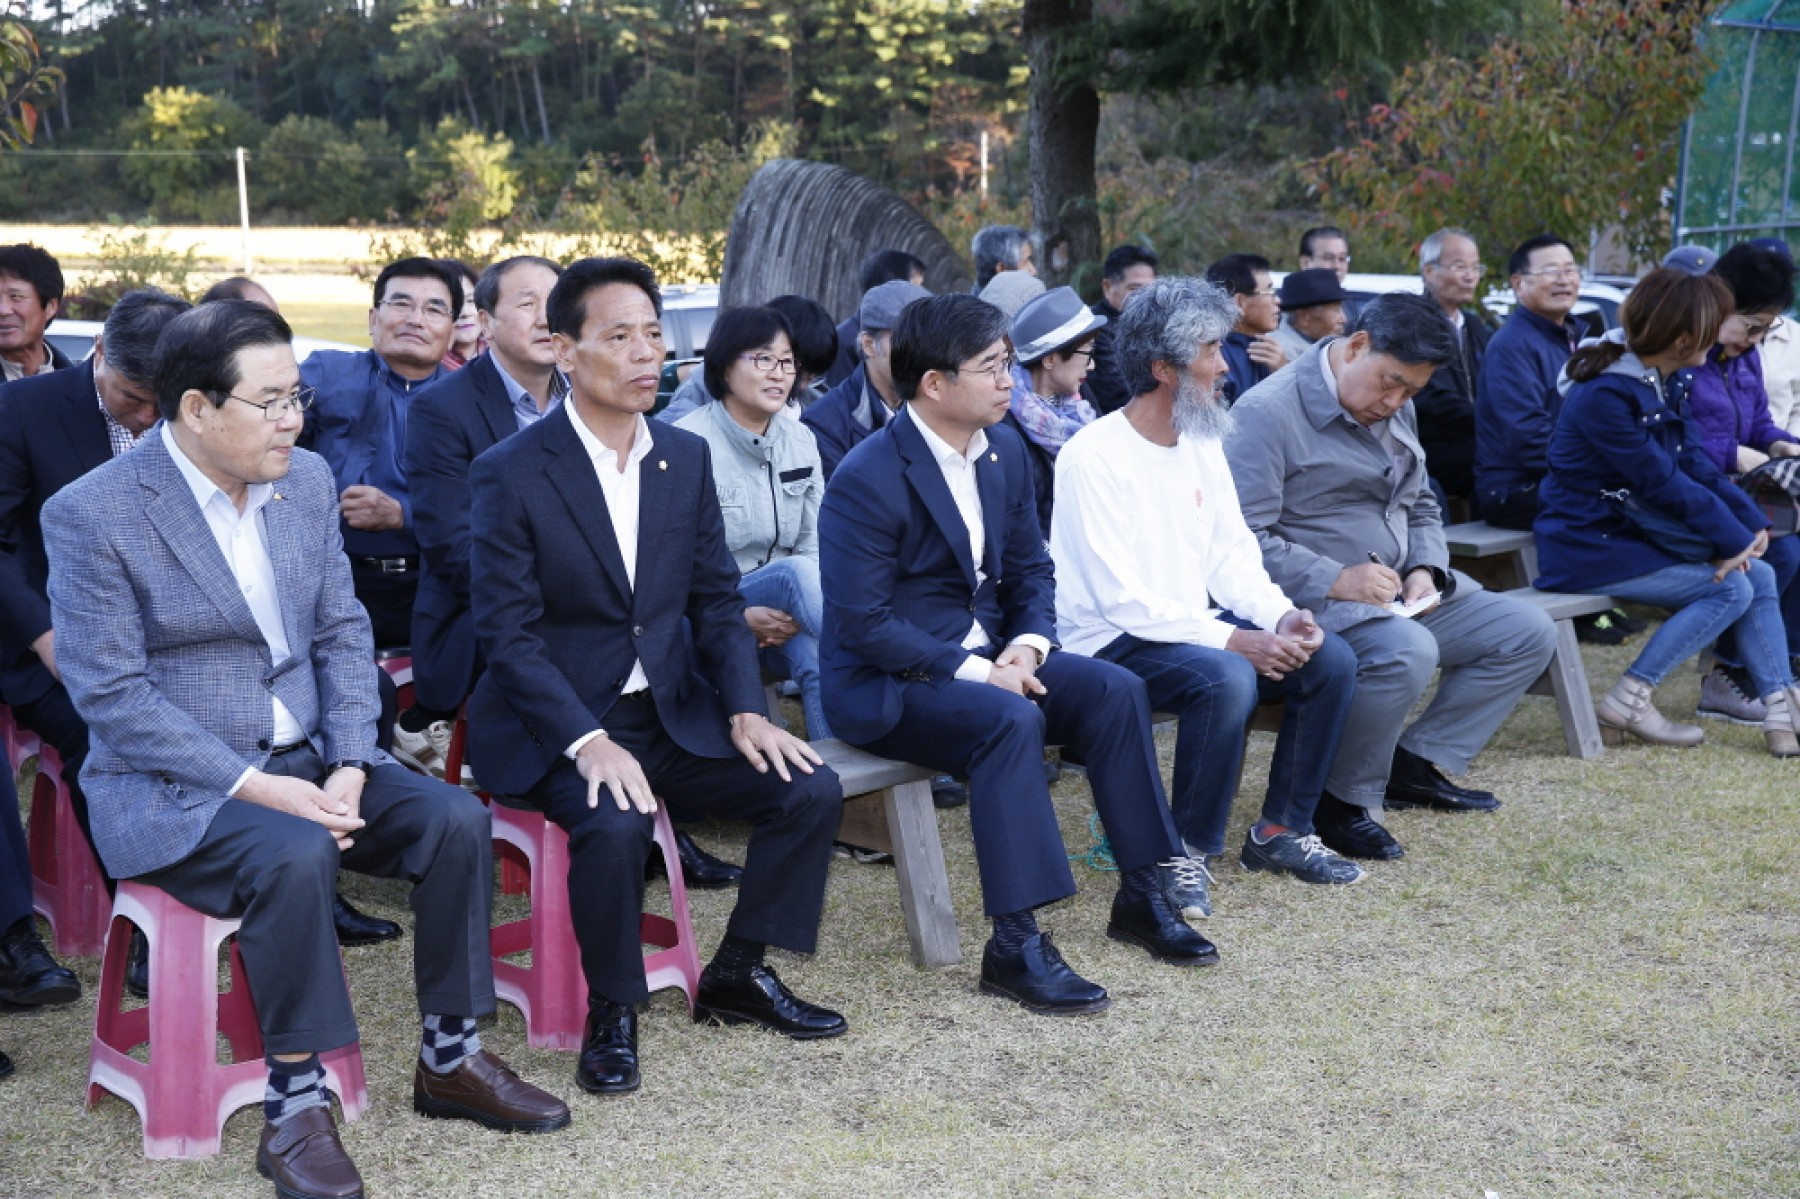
[235, 146, 253, 276]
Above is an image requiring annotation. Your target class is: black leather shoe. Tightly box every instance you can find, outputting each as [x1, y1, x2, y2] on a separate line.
[1313, 793, 1405, 861]
[695, 963, 848, 1039]
[646, 829, 744, 890]
[0, 1049, 14, 1079]
[576, 1002, 640, 1095]
[126, 929, 149, 999]
[0, 917, 79, 1007]
[978, 932, 1111, 1015]
[1385, 747, 1500, 813]
[930, 775, 968, 809]
[1106, 887, 1219, 967]
[333, 894, 402, 947]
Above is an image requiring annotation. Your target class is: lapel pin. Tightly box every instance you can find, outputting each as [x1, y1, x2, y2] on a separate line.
[658, 460, 668, 471]
[272, 491, 284, 501]
[988, 452, 998, 462]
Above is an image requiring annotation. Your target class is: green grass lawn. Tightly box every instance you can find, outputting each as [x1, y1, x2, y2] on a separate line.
[5, 637, 1798, 1198]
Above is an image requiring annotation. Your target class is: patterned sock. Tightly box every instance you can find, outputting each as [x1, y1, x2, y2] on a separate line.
[264, 1055, 329, 1125]
[1115, 864, 1160, 902]
[989, 909, 1040, 954]
[707, 932, 765, 980]
[419, 1014, 482, 1075]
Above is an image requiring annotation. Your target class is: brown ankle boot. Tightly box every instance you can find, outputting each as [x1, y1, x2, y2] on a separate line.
[1596, 674, 1704, 747]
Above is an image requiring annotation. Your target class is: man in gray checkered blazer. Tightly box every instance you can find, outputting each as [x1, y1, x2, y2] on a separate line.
[43, 301, 569, 1198]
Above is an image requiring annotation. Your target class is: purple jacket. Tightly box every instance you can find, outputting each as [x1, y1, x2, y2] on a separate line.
[1684, 346, 1797, 474]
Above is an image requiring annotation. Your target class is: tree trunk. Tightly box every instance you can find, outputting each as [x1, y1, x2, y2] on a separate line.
[531, 58, 551, 143]
[1023, 0, 1101, 290]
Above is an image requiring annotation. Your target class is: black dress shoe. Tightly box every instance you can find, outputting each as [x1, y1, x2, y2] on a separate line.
[333, 894, 402, 947]
[576, 1002, 640, 1095]
[1106, 887, 1219, 967]
[0, 917, 80, 1007]
[695, 963, 848, 1039]
[930, 775, 968, 809]
[126, 929, 149, 1000]
[1313, 794, 1405, 861]
[647, 829, 744, 890]
[978, 932, 1111, 1015]
[0, 1049, 13, 1079]
[1385, 747, 1500, 813]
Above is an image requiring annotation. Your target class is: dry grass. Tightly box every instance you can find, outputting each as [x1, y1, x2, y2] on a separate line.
[4, 636, 1800, 1198]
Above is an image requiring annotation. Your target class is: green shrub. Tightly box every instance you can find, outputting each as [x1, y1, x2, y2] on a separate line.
[118, 87, 263, 222]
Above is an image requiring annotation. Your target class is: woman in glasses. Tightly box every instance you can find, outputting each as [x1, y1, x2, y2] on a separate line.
[1677, 242, 1800, 724]
[1005, 286, 1105, 536]
[674, 306, 832, 740]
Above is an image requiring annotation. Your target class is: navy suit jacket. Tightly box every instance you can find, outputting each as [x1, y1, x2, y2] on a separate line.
[404, 353, 518, 710]
[465, 406, 764, 796]
[818, 408, 1057, 745]
[801, 364, 877, 482]
[0, 359, 113, 706]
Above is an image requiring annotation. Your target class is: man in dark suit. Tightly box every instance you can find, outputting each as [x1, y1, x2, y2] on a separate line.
[1413, 227, 1495, 506]
[45, 300, 568, 1197]
[0, 289, 399, 959]
[0, 289, 186, 1011]
[467, 257, 847, 1100]
[803, 280, 929, 481]
[818, 293, 1215, 1017]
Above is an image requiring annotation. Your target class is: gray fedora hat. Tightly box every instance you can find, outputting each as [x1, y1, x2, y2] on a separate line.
[1010, 286, 1106, 363]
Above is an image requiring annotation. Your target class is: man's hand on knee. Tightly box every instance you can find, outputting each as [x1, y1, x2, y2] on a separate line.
[234, 771, 365, 850]
[575, 735, 657, 813]
[730, 712, 822, 782]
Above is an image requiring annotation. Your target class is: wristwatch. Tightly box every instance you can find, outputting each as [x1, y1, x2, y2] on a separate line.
[329, 759, 374, 776]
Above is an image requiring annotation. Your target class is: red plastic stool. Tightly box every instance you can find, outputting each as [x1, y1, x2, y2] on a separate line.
[27, 744, 110, 957]
[87, 882, 370, 1160]
[0, 702, 40, 787]
[489, 801, 701, 1050]
[375, 651, 414, 713]
[442, 709, 529, 896]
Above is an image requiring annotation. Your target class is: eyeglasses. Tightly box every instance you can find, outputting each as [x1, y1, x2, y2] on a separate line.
[739, 352, 797, 375]
[1431, 261, 1485, 278]
[1066, 348, 1096, 365]
[953, 352, 1016, 384]
[1250, 288, 1278, 298]
[222, 386, 316, 421]
[1744, 315, 1786, 339]
[1311, 254, 1352, 267]
[1520, 264, 1582, 281]
[377, 296, 455, 322]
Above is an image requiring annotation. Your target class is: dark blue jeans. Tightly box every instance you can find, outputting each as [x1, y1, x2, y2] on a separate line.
[1097, 624, 1358, 857]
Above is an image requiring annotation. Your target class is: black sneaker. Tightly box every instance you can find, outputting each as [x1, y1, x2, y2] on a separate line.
[1574, 612, 1628, 645]
[1610, 607, 1648, 634]
[1241, 829, 1366, 885]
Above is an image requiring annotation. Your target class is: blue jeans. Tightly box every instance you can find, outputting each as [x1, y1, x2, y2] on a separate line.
[739, 555, 832, 740]
[1097, 625, 1358, 856]
[1608, 558, 1794, 697]
[1719, 533, 1800, 663]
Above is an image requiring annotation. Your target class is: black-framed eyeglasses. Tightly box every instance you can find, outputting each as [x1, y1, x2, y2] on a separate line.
[739, 352, 798, 375]
[220, 386, 316, 421]
[1744, 315, 1785, 339]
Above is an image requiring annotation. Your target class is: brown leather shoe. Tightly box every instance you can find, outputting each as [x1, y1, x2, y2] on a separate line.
[413, 1050, 572, 1133]
[256, 1107, 364, 1199]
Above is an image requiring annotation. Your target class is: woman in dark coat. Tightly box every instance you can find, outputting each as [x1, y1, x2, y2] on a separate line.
[1535, 268, 1800, 756]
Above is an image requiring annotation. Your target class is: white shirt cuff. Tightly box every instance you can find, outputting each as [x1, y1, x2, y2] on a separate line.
[1009, 634, 1052, 664]
[953, 654, 993, 683]
[566, 730, 606, 759]
[228, 766, 255, 797]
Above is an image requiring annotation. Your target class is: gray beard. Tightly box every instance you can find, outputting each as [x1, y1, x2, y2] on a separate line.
[1173, 374, 1235, 441]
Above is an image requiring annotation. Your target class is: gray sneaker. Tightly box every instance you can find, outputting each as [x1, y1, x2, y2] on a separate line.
[1158, 856, 1214, 919]
[1698, 666, 1766, 725]
[1241, 830, 1366, 885]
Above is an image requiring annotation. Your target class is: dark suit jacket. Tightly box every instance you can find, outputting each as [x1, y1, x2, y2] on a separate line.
[404, 354, 518, 710]
[465, 407, 764, 796]
[801, 364, 881, 482]
[1412, 309, 1494, 501]
[0, 359, 113, 706]
[818, 409, 1057, 745]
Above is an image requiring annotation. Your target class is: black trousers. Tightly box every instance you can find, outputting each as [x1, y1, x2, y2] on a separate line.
[518, 694, 841, 1006]
[350, 558, 420, 652]
[1477, 483, 1539, 531]
[135, 748, 493, 1055]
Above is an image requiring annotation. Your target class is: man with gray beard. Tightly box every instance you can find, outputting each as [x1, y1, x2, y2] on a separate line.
[1050, 277, 1365, 922]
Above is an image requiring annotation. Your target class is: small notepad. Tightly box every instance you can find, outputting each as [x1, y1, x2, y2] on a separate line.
[1386, 592, 1442, 619]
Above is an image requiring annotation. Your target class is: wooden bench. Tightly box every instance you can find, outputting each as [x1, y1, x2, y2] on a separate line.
[1444, 520, 1538, 588]
[811, 739, 958, 969]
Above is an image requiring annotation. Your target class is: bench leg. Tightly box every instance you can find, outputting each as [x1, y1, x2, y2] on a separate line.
[1542, 618, 1606, 759]
[881, 779, 960, 969]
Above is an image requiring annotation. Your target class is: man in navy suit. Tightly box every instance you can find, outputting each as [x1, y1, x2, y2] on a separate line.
[818, 293, 1215, 1017]
[0, 289, 190, 1010]
[401, 255, 565, 777]
[466, 258, 847, 1100]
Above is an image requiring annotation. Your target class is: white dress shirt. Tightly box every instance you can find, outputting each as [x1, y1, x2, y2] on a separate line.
[1761, 319, 1800, 432]
[564, 401, 655, 757]
[910, 415, 1052, 681]
[1051, 411, 1294, 656]
[162, 427, 307, 794]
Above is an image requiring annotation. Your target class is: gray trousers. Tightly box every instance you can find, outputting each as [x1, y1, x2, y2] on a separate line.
[136, 749, 494, 1055]
[1328, 588, 1557, 810]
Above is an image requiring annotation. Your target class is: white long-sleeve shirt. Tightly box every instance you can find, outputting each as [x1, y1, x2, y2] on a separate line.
[1051, 410, 1294, 656]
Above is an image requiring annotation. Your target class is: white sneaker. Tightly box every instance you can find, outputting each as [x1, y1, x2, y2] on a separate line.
[391, 719, 452, 780]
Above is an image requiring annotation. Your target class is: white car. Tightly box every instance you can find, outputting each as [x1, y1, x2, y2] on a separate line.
[46, 318, 360, 365]
[1286, 271, 1626, 339]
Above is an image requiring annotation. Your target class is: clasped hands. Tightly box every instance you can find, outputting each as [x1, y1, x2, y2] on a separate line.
[237, 765, 367, 851]
[1226, 609, 1324, 682]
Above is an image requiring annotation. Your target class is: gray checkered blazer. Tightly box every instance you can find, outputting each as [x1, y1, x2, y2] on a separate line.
[42, 428, 387, 879]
